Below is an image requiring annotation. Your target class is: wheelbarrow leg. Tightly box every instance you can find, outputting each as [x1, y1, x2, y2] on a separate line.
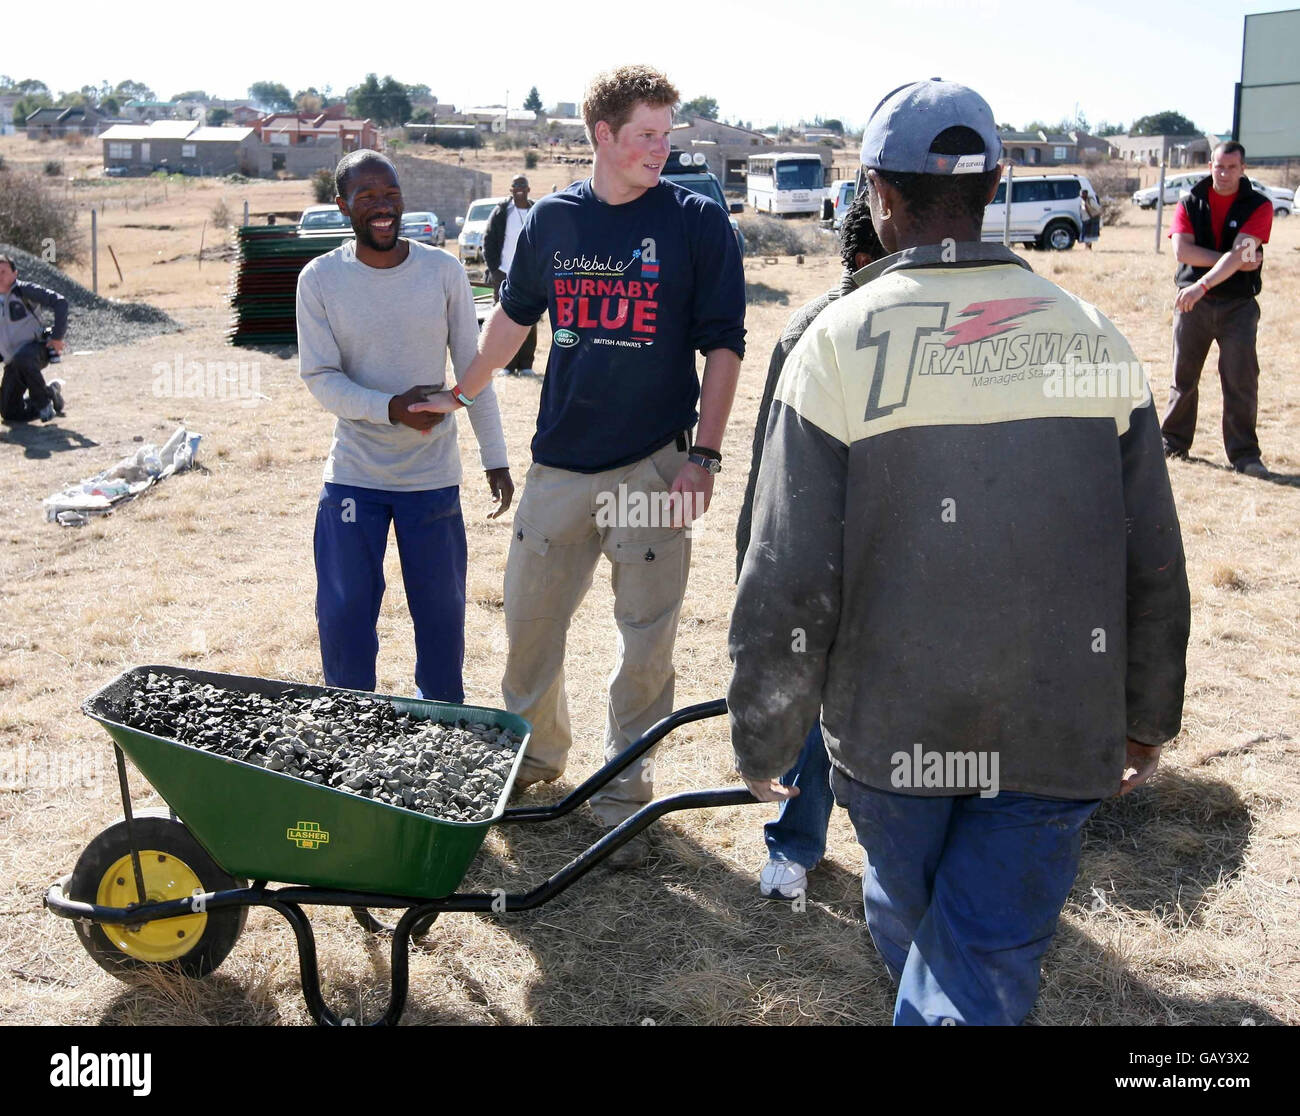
[266, 899, 424, 1026]
[112, 745, 148, 913]
[265, 900, 345, 1026]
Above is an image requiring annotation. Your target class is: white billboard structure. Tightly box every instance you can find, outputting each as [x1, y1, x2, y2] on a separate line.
[1235, 8, 1300, 159]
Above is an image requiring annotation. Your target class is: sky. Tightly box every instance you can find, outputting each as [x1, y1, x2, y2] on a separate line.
[20, 0, 1286, 135]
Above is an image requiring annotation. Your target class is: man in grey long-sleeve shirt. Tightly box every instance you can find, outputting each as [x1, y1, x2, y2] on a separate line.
[296, 150, 514, 701]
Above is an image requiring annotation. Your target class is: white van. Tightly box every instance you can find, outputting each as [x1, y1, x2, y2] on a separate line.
[981, 173, 1097, 250]
[456, 197, 503, 264]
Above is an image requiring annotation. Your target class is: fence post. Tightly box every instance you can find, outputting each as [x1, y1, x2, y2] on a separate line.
[91, 208, 98, 295]
[243, 199, 250, 226]
[1154, 163, 1167, 253]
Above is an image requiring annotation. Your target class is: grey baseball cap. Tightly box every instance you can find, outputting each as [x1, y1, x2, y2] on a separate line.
[860, 79, 1002, 175]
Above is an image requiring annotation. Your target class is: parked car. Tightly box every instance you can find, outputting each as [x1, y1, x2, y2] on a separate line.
[297, 204, 353, 237]
[102, 166, 128, 178]
[981, 173, 1098, 250]
[401, 211, 446, 246]
[1131, 173, 1203, 209]
[1174, 177, 1293, 217]
[456, 197, 502, 264]
[661, 151, 746, 256]
[821, 178, 856, 229]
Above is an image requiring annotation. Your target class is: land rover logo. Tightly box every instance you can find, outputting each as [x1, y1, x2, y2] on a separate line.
[554, 328, 579, 348]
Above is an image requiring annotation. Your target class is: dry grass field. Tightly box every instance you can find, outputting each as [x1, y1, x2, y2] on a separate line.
[1, 140, 1298, 1026]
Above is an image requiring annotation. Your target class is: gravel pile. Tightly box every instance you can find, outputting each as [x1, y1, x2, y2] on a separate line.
[0, 243, 180, 351]
[117, 673, 522, 823]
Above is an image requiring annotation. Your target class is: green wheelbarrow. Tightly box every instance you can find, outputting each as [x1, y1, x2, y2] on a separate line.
[44, 665, 755, 1025]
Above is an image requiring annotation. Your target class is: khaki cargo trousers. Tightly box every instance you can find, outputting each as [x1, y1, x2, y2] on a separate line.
[502, 440, 691, 825]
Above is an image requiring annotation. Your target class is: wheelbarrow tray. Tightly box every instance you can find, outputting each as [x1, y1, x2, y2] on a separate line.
[82, 665, 531, 899]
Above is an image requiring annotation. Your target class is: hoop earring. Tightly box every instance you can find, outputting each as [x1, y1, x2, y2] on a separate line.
[878, 206, 892, 221]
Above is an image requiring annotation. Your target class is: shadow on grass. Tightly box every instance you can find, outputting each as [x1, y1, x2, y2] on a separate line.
[0, 420, 98, 458]
[99, 970, 283, 1026]
[419, 800, 892, 1025]
[1183, 454, 1300, 489]
[84, 764, 1270, 1026]
[744, 282, 790, 306]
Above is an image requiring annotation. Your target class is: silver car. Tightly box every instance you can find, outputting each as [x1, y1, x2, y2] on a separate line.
[401, 211, 447, 246]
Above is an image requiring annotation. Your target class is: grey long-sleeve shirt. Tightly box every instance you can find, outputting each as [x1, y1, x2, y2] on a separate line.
[296, 240, 508, 491]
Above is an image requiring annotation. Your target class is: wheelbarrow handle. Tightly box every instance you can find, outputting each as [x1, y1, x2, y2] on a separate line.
[501, 697, 729, 823]
[437, 783, 760, 914]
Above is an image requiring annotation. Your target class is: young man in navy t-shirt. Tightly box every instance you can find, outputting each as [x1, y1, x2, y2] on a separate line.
[416, 64, 745, 865]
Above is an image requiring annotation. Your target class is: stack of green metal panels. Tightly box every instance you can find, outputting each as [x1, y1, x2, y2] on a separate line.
[227, 226, 350, 347]
[228, 226, 501, 346]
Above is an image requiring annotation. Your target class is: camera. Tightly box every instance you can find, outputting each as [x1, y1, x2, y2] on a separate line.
[40, 326, 60, 364]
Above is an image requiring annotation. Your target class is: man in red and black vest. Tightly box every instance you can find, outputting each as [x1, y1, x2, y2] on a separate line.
[1161, 141, 1273, 477]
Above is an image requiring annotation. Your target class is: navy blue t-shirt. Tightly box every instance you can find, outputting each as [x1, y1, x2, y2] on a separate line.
[500, 178, 746, 473]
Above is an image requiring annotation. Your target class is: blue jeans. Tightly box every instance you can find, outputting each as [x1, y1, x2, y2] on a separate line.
[764, 722, 834, 867]
[313, 482, 467, 702]
[831, 767, 1099, 1026]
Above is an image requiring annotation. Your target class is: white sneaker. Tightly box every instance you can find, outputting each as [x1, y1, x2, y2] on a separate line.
[759, 858, 808, 900]
[515, 368, 536, 378]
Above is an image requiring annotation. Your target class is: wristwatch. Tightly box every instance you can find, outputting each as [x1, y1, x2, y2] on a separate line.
[688, 447, 722, 475]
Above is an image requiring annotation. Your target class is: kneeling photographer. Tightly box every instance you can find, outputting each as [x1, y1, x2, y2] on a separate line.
[0, 252, 68, 424]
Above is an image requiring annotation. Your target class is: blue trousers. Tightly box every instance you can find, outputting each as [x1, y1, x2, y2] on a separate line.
[313, 482, 467, 703]
[764, 722, 835, 867]
[831, 767, 1099, 1026]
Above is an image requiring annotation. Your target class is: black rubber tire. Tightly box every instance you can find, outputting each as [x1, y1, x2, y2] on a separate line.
[1041, 221, 1077, 251]
[69, 809, 247, 979]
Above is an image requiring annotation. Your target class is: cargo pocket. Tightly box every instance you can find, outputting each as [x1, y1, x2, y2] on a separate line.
[610, 529, 685, 567]
[504, 516, 555, 621]
[608, 528, 689, 630]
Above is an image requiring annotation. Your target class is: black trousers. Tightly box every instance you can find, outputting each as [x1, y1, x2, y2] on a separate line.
[0, 340, 52, 422]
[1160, 294, 1261, 465]
[489, 269, 538, 372]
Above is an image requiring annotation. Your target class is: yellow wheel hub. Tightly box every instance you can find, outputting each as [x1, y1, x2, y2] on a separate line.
[96, 850, 207, 962]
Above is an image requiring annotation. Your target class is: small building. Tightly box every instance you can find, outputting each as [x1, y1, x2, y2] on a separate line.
[1107, 133, 1213, 168]
[403, 122, 479, 146]
[668, 118, 780, 190]
[388, 154, 493, 231]
[101, 120, 257, 175]
[253, 112, 379, 154]
[456, 107, 541, 134]
[996, 130, 1110, 166]
[25, 104, 109, 138]
[1000, 130, 1070, 166]
[674, 116, 771, 146]
[122, 99, 181, 123]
